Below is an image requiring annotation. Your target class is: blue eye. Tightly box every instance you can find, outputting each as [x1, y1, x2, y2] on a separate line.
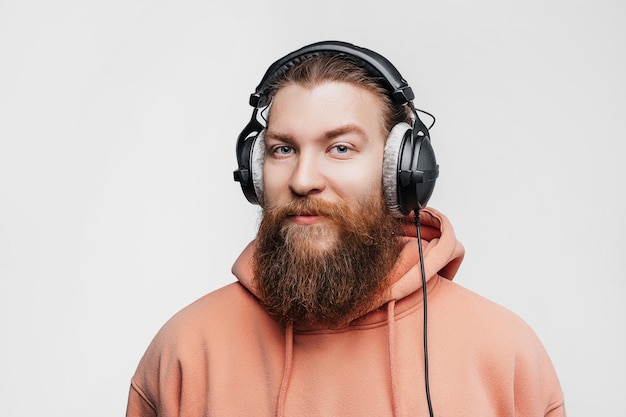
[330, 144, 351, 155]
[274, 146, 293, 155]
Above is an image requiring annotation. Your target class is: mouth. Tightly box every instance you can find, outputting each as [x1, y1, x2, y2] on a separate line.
[287, 212, 325, 225]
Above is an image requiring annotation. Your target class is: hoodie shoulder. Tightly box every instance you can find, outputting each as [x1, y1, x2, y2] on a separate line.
[154, 282, 264, 344]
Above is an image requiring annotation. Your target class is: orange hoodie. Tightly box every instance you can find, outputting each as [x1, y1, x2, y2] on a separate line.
[127, 208, 565, 416]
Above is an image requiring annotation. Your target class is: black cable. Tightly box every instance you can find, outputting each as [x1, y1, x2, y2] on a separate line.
[415, 209, 435, 417]
[414, 107, 436, 130]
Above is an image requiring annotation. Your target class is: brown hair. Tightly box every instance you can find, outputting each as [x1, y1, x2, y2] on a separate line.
[266, 56, 412, 135]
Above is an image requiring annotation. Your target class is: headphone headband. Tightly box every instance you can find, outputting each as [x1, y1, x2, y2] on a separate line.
[250, 41, 415, 108]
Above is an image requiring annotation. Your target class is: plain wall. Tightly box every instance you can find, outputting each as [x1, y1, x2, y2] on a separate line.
[1, 0, 624, 415]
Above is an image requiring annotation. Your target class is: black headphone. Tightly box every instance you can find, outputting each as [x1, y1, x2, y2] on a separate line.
[233, 40, 439, 216]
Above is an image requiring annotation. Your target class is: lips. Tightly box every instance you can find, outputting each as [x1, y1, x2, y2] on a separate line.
[274, 199, 336, 226]
[288, 212, 325, 225]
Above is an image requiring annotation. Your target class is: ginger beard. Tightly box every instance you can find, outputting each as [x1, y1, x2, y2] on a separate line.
[254, 193, 402, 327]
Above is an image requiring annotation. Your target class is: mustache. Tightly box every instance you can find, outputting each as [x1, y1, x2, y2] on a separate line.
[265, 198, 351, 223]
[261, 196, 394, 242]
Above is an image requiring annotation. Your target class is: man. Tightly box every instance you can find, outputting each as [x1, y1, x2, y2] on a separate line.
[126, 41, 565, 416]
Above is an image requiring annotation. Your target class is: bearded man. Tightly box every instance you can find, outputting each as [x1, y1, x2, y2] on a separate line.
[126, 41, 565, 417]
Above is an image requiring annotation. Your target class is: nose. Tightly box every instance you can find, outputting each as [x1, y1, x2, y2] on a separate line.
[288, 152, 326, 197]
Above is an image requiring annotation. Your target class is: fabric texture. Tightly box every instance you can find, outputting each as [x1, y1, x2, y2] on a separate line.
[382, 121, 410, 218]
[126, 207, 565, 417]
[250, 129, 266, 206]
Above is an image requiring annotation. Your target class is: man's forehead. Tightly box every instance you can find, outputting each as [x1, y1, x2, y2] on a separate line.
[266, 81, 388, 138]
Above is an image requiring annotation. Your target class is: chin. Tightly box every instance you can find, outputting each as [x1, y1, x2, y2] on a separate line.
[281, 221, 340, 254]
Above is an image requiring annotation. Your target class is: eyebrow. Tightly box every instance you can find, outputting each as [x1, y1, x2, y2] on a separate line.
[265, 124, 368, 144]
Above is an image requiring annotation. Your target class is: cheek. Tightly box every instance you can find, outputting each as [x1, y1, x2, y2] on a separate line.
[331, 160, 384, 200]
[262, 162, 287, 204]
[359, 149, 385, 192]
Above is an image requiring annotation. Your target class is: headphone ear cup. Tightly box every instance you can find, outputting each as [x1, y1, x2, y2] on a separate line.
[396, 128, 438, 214]
[234, 128, 265, 205]
[412, 133, 437, 210]
[383, 122, 412, 218]
[384, 122, 438, 216]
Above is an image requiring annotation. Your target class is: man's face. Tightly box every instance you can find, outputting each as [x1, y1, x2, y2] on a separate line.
[254, 81, 401, 327]
[262, 81, 387, 246]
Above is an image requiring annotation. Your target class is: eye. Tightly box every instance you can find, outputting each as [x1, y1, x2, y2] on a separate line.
[272, 145, 294, 157]
[329, 144, 352, 156]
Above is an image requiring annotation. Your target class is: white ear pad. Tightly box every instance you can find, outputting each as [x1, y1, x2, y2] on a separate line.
[251, 129, 266, 206]
[383, 122, 411, 218]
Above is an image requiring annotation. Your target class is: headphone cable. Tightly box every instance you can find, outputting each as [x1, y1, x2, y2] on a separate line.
[415, 209, 435, 417]
[414, 106, 436, 130]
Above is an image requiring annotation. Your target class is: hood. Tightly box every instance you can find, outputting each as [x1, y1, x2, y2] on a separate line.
[232, 206, 464, 314]
[386, 207, 464, 302]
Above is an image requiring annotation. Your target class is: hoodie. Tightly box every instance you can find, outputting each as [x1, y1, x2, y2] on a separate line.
[126, 207, 565, 417]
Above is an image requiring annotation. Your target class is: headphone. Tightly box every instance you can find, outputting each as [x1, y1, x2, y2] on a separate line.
[233, 40, 439, 216]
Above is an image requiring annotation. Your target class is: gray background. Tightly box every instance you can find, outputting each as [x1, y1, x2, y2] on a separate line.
[1, 1, 624, 415]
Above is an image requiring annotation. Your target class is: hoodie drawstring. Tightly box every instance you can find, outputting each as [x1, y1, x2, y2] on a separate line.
[276, 322, 294, 417]
[387, 300, 400, 417]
